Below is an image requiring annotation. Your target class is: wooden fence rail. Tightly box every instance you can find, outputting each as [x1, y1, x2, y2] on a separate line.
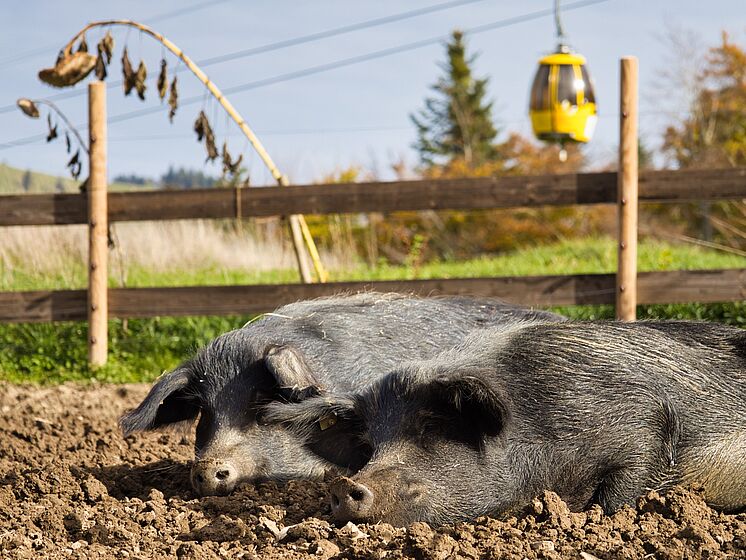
[1, 269, 744, 323]
[2, 167, 745, 226]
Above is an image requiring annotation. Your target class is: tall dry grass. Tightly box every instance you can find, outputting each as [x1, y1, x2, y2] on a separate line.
[1, 219, 355, 289]
[1, 224, 88, 287]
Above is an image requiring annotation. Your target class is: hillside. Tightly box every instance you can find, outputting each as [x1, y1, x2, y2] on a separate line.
[0, 163, 80, 193]
[0, 163, 156, 194]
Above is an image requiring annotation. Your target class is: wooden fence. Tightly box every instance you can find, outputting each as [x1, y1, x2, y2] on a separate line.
[4, 56, 745, 368]
[2, 166, 745, 324]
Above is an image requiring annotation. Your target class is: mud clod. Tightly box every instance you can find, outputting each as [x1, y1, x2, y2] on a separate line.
[0, 384, 744, 559]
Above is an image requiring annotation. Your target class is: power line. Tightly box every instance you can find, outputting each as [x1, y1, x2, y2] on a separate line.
[0, 106, 681, 151]
[0, 46, 54, 68]
[0, 0, 484, 114]
[108, 125, 413, 142]
[145, 0, 232, 24]
[0, 0, 488, 115]
[0, 0, 613, 151]
[0, 0, 231, 71]
[106, 109, 686, 142]
[197, 0, 489, 67]
[106, 0, 618, 123]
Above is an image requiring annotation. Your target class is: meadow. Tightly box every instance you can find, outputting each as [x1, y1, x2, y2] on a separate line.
[1, 220, 744, 384]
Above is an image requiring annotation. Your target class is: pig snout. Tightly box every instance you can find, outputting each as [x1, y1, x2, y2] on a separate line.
[191, 459, 239, 496]
[329, 476, 374, 522]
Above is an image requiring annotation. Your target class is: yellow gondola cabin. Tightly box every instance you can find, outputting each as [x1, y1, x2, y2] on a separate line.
[529, 50, 597, 144]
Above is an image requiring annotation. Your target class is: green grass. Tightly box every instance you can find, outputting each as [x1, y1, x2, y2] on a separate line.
[335, 237, 746, 280]
[1, 236, 744, 384]
[0, 316, 249, 384]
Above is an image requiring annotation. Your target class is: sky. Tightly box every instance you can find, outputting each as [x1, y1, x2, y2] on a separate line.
[0, 0, 744, 184]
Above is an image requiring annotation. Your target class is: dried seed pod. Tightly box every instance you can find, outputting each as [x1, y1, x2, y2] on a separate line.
[122, 47, 136, 95]
[17, 98, 40, 118]
[221, 141, 231, 173]
[231, 154, 244, 174]
[157, 59, 168, 100]
[100, 31, 114, 63]
[77, 36, 88, 53]
[193, 111, 217, 161]
[168, 76, 178, 122]
[205, 134, 218, 161]
[67, 150, 82, 179]
[194, 111, 206, 140]
[222, 142, 244, 175]
[94, 35, 111, 81]
[134, 60, 147, 100]
[46, 114, 58, 142]
[95, 52, 107, 80]
[38, 51, 97, 88]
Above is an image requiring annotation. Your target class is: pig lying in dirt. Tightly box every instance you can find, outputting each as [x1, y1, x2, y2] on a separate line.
[120, 292, 563, 496]
[266, 320, 746, 526]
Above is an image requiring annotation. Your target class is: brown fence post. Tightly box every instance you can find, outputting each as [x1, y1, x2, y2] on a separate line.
[88, 81, 108, 366]
[616, 56, 639, 321]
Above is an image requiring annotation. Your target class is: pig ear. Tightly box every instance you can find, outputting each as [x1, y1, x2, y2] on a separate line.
[426, 374, 510, 439]
[263, 344, 323, 401]
[119, 367, 200, 436]
[263, 395, 371, 472]
[260, 395, 360, 437]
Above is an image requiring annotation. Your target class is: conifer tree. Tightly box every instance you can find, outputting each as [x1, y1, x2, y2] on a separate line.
[21, 170, 32, 192]
[411, 30, 498, 169]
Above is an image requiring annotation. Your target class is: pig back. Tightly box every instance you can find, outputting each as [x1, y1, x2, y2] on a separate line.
[246, 293, 564, 393]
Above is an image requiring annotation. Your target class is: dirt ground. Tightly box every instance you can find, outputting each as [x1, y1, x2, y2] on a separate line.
[0, 384, 744, 560]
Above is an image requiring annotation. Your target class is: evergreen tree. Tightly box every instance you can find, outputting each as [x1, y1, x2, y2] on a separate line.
[411, 30, 498, 169]
[21, 169, 32, 192]
[160, 165, 216, 189]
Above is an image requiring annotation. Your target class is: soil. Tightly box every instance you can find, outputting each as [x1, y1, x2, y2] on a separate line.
[0, 384, 744, 560]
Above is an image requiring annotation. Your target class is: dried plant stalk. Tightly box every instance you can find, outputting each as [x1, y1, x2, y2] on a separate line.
[42, 19, 326, 283]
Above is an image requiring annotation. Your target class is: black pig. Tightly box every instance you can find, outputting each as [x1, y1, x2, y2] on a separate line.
[266, 320, 746, 525]
[120, 292, 563, 496]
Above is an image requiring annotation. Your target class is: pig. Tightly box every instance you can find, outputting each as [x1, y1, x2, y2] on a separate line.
[119, 292, 564, 496]
[264, 320, 746, 526]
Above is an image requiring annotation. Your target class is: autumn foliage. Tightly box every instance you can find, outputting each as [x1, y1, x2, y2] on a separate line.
[663, 32, 746, 168]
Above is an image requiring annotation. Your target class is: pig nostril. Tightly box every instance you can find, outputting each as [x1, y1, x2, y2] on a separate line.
[350, 489, 365, 502]
[331, 494, 340, 507]
[215, 469, 231, 481]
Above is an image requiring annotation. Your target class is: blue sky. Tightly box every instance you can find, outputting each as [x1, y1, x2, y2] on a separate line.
[0, 0, 743, 183]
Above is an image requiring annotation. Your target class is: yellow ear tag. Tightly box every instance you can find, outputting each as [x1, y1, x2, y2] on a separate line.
[318, 414, 338, 431]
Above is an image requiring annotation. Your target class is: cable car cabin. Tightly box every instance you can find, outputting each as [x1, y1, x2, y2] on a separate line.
[529, 51, 597, 144]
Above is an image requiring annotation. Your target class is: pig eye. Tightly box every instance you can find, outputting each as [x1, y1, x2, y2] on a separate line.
[410, 409, 487, 452]
[410, 411, 447, 444]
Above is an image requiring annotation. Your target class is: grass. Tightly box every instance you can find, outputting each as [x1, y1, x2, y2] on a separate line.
[0, 221, 299, 291]
[0, 162, 154, 194]
[337, 237, 746, 280]
[1, 235, 744, 384]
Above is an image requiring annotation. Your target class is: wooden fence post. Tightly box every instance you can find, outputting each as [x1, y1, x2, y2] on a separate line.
[88, 81, 108, 365]
[616, 56, 638, 321]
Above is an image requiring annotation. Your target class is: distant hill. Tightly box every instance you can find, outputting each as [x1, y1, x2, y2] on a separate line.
[0, 163, 157, 194]
[0, 163, 79, 194]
